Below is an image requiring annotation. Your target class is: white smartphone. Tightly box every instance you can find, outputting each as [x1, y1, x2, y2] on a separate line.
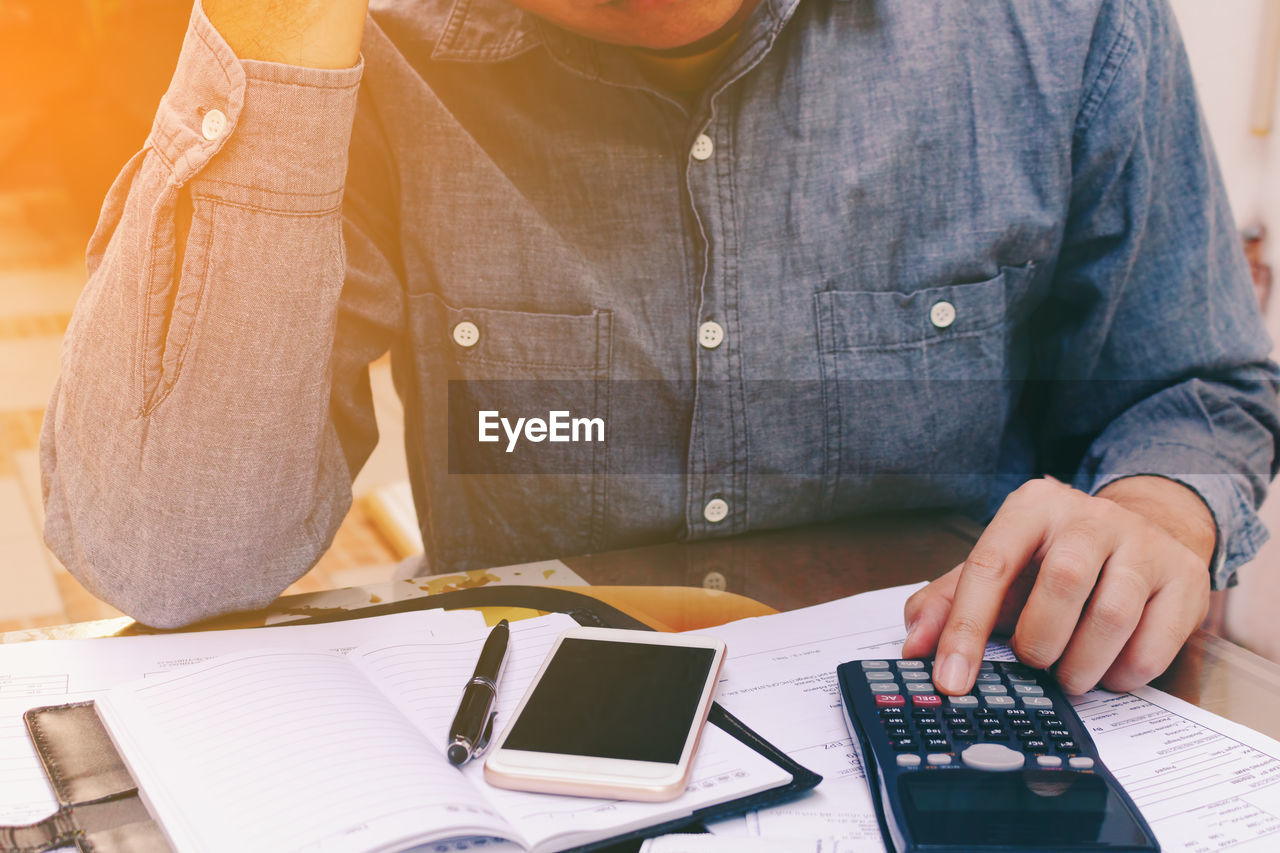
[483, 627, 726, 801]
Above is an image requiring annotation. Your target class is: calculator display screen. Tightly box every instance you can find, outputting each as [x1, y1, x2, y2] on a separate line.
[899, 769, 1151, 847]
[502, 639, 717, 764]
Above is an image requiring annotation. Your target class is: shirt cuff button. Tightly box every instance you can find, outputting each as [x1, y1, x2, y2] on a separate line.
[201, 108, 228, 142]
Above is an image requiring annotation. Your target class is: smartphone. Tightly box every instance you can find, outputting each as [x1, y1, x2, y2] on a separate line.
[483, 627, 726, 801]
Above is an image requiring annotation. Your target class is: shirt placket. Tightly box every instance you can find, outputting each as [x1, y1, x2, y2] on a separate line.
[683, 107, 748, 538]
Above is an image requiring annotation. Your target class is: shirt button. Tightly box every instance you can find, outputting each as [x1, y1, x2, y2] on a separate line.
[703, 498, 729, 523]
[201, 108, 227, 141]
[930, 300, 956, 329]
[452, 321, 480, 347]
[691, 134, 714, 161]
[697, 321, 725, 349]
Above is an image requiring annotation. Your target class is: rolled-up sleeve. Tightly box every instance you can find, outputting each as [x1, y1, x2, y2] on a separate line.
[41, 2, 377, 627]
[1037, 0, 1280, 587]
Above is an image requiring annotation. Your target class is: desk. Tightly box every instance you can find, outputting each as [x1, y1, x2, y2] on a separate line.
[6, 512, 1280, 741]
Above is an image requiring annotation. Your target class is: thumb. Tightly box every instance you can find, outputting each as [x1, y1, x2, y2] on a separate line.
[901, 565, 963, 659]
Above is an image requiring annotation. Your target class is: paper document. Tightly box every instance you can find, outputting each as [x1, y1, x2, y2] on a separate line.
[641, 834, 859, 852]
[696, 583, 1280, 852]
[5, 582, 1280, 850]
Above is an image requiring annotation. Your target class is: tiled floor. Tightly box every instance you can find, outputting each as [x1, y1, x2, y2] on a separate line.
[0, 188, 403, 633]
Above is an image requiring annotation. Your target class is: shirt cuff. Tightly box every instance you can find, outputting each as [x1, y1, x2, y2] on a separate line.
[1074, 442, 1268, 589]
[147, 0, 363, 211]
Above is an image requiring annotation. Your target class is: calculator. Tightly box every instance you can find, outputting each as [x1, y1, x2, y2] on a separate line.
[837, 658, 1160, 852]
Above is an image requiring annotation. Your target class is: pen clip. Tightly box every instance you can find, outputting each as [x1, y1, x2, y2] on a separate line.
[473, 711, 498, 759]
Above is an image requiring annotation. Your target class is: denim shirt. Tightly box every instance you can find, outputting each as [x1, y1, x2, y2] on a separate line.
[41, 0, 1280, 626]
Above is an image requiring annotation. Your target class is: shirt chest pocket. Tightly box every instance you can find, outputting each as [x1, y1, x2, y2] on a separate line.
[813, 264, 1033, 513]
[405, 292, 613, 568]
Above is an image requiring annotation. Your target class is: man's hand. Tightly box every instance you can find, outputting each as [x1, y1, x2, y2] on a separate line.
[902, 477, 1216, 696]
[205, 0, 369, 68]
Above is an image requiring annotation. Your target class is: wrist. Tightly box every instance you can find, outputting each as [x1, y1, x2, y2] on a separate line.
[1096, 475, 1218, 568]
[204, 0, 368, 68]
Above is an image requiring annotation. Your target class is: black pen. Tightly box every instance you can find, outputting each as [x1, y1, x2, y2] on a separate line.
[447, 618, 511, 766]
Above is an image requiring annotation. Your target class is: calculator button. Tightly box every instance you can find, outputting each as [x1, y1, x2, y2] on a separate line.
[879, 708, 905, 719]
[1037, 755, 1063, 768]
[896, 753, 923, 768]
[1046, 728, 1072, 740]
[979, 726, 1008, 739]
[1035, 710, 1061, 720]
[925, 738, 951, 751]
[1068, 757, 1095, 770]
[896, 660, 927, 670]
[1005, 674, 1037, 684]
[1055, 739, 1078, 752]
[1013, 684, 1045, 696]
[919, 726, 944, 738]
[875, 694, 906, 707]
[1021, 697, 1054, 708]
[906, 683, 937, 693]
[926, 753, 952, 766]
[978, 661, 995, 671]
[978, 684, 1008, 695]
[912, 695, 942, 708]
[868, 682, 900, 694]
[949, 727, 976, 740]
[974, 672, 1002, 683]
[1003, 709, 1029, 719]
[912, 707, 937, 718]
[865, 670, 894, 681]
[1017, 728, 1041, 740]
[1023, 739, 1048, 752]
[885, 725, 909, 737]
[892, 739, 919, 752]
[900, 671, 931, 681]
[960, 743, 1026, 772]
[1009, 719, 1034, 730]
[947, 696, 979, 708]
[984, 696, 1016, 708]
[861, 660, 891, 669]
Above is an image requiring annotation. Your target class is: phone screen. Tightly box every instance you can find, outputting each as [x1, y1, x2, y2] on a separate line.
[501, 638, 717, 764]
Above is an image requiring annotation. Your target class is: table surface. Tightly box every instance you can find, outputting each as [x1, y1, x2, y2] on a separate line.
[7, 511, 1280, 740]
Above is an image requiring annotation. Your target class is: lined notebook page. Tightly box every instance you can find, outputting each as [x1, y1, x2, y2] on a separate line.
[99, 649, 518, 853]
[354, 616, 793, 853]
[354, 613, 580, 744]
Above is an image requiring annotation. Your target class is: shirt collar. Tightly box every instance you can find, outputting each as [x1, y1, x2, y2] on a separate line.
[431, 0, 541, 62]
[430, 0, 807, 80]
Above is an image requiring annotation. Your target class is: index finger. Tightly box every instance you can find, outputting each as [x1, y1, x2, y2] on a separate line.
[932, 482, 1053, 694]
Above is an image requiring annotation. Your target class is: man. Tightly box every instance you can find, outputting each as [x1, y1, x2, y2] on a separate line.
[40, 0, 1280, 701]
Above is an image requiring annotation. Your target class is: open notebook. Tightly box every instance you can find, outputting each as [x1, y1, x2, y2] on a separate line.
[94, 613, 795, 853]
